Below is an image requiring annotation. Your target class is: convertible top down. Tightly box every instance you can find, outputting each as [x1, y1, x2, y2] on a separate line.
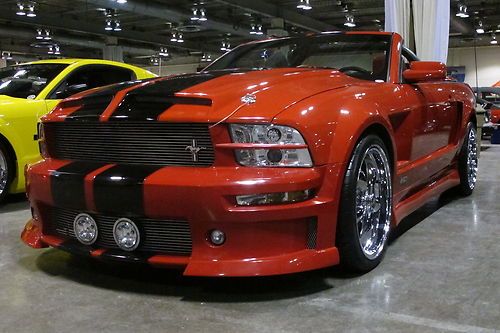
[21, 32, 477, 276]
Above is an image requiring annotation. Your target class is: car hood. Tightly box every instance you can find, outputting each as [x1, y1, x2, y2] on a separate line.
[50, 68, 358, 123]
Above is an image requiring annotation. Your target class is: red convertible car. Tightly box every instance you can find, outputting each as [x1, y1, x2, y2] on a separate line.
[22, 32, 477, 276]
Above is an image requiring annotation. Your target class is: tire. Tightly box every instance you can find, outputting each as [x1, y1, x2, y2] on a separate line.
[457, 122, 478, 196]
[337, 135, 393, 273]
[0, 140, 15, 203]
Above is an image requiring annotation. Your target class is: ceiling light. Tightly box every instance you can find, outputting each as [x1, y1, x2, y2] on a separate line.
[190, 8, 199, 21]
[105, 19, 113, 31]
[104, 8, 116, 18]
[177, 33, 184, 43]
[104, 8, 122, 31]
[116, 0, 127, 3]
[1, 51, 13, 60]
[456, 4, 469, 18]
[113, 20, 122, 31]
[491, 33, 498, 45]
[255, 24, 264, 35]
[159, 47, 169, 57]
[16, 3, 26, 15]
[344, 14, 356, 27]
[47, 45, 54, 54]
[54, 45, 60, 55]
[43, 29, 51, 40]
[201, 53, 212, 62]
[35, 28, 43, 40]
[170, 32, 177, 42]
[297, 0, 312, 10]
[26, 3, 36, 17]
[150, 55, 159, 66]
[220, 40, 231, 52]
[476, 21, 485, 34]
[250, 24, 264, 35]
[198, 8, 207, 21]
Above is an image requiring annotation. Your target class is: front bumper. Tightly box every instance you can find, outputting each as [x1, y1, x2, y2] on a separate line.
[22, 159, 343, 276]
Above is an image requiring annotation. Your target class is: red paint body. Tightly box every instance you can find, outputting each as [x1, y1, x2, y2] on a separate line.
[21, 33, 475, 276]
[490, 106, 500, 124]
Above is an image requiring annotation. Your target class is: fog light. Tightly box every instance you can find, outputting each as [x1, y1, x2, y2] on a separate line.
[73, 213, 98, 245]
[209, 229, 226, 245]
[113, 218, 140, 251]
[236, 189, 314, 206]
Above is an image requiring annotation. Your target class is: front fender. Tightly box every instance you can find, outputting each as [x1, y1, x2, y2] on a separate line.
[273, 84, 396, 167]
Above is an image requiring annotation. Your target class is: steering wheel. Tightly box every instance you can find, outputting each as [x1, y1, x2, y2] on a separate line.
[339, 66, 372, 77]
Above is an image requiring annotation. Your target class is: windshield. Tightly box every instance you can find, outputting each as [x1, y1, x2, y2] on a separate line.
[0, 64, 68, 99]
[205, 34, 392, 82]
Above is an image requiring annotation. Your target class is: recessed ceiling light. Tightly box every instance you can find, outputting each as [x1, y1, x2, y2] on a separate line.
[344, 14, 356, 28]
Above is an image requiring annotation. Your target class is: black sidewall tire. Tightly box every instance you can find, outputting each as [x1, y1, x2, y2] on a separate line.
[337, 135, 392, 273]
[457, 123, 477, 196]
[0, 141, 14, 203]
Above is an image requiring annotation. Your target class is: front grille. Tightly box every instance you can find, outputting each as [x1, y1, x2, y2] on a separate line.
[44, 122, 215, 166]
[45, 207, 192, 256]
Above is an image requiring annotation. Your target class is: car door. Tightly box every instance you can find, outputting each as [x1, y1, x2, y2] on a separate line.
[409, 83, 458, 163]
[392, 49, 459, 195]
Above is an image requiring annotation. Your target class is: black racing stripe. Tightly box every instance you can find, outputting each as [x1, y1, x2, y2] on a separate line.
[63, 80, 151, 121]
[51, 162, 107, 210]
[93, 165, 162, 216]
[108, 71, 230, 121]
[64, 94, 114, 121]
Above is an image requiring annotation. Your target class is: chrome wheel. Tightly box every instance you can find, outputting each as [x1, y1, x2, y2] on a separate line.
[0, 149, 8, 196]
[355, 144, 392, 260]
[467, 128, 478, 189]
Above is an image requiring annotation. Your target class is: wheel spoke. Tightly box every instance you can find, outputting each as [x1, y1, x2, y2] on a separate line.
[354, 144, 392, 260]
[466, 128, 478, 189]
[0, 151, 8, 194]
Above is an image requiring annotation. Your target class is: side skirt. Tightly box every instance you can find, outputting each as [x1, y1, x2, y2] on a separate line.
[393, 168, 460, 223]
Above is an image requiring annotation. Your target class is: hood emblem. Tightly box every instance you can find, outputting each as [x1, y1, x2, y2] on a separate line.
[241, 93, 257, 105]
[185, 139, 206, 162]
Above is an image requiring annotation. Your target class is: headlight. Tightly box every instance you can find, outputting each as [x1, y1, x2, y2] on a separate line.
[229, 124, 313, 167]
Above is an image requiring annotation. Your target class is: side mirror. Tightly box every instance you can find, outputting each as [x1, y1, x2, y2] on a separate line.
[55, 83, 89, 99]
[403, 61, 446, 83]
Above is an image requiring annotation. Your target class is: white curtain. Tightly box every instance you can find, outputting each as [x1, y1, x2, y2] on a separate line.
[412, 0, 450, 62]
[384, 0, 412, 45]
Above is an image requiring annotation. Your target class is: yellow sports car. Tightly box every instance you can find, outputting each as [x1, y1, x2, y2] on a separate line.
[0, 59, 155, 202]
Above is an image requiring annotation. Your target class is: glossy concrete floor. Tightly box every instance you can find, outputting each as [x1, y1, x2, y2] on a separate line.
[1, 145, 499, 333]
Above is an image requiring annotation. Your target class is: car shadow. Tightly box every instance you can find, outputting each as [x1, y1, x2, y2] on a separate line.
[389, 187, 462, 244]
[24, 189, 462, 302]
[31, 249, 351, 302]
[0, 193, 29, 213]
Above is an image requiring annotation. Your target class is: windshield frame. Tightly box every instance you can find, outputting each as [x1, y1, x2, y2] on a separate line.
[0, 63, 69, 99]
[204, 33, 393, 82]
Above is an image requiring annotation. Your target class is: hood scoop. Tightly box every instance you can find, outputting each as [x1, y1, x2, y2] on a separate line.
[108, 94, 212, 121]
